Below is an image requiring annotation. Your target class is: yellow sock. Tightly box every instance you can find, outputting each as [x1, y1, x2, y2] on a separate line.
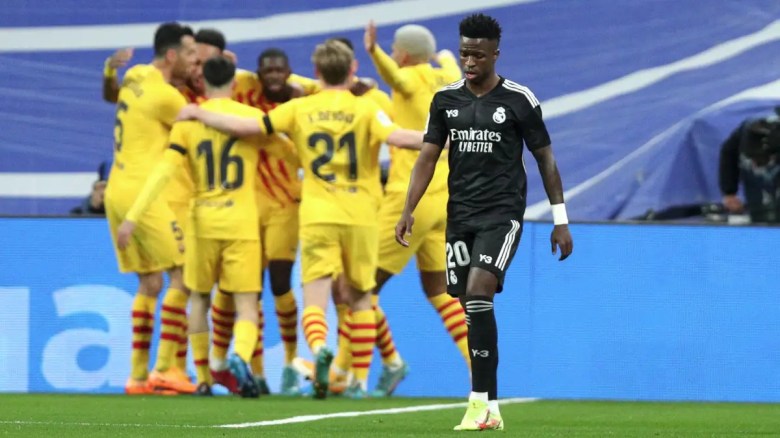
[190, 332, 211, 385]
[274, 291, 298, 365]
[250, 307, 265, 377]
[210, 291, 235, 364]
[373, 296, 401, 366]
[430, 293, 470, 367]
[153, 287, 188, 372]
[130, 294, 157, 381]
[349, 309, 377, 387]
[333, 304, 352, 372]
[301, 305, 327, 354]
[233, 320, 258, 364]
[175, 320, 188, 370]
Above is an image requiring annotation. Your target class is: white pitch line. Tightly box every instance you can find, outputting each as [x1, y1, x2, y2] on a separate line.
[217, 397, 537, 429]
[0, 398, 537, 429]
[0, 420, 202, 428]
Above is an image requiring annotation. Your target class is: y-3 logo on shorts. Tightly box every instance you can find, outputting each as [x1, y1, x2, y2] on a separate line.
[479, 254, 492, 264]
[471, 349, 489, 358]
[446, 109, 459, 118]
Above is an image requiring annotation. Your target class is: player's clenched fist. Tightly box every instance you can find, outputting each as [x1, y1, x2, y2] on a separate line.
[395, 212, 414, 247]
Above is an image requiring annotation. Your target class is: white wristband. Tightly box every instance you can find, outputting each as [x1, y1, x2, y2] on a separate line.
[551, 203, 568, 225]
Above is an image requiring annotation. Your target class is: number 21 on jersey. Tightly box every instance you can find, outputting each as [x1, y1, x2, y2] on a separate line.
[307, 132, 357, 183]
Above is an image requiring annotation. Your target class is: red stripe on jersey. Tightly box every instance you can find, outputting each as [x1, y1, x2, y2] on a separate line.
[447, 320, 467, 332]
[132, 341, 151, 349]
[131, 311, 154, 319]
[281, 335, 297, 343]
[350, 337, 377, 344]
[132, 326, 153, 334]
[259, 150, 296, 203]
[346, 323, 377, 330]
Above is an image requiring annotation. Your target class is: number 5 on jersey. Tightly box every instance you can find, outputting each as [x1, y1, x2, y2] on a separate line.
[197, 138, 244, 190]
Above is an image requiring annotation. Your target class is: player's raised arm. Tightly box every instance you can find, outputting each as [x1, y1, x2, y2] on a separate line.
[364, 20, 416, 96]
[530, 145, 573, 260]
[102, 48, 134, 103]
[177, 104, 262, 137]
[116, 144, 186, 249]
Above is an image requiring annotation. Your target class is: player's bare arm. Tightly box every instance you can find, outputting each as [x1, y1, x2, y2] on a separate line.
[396, 142, 442, 246]
[531, 145, 573, 261]
[177, 104, 262, 137]
[387, 129, 426, 150]
[102, 48, 134, 103]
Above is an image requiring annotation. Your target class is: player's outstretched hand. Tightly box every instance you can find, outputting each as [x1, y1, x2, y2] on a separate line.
[364, 20, 377, 53]
[108, 48, 134, 69]
[176, 104, 200, 121]
[116, 220, 137, 250]
[395, 213, 415, 247]
[551, 224, 573, 261]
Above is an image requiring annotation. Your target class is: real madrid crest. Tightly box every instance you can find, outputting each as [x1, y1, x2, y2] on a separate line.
[492, 106, 506, 124]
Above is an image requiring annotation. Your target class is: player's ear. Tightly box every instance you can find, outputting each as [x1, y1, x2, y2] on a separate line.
[166, 47, 178, 64]
[351, 59, 359, 75]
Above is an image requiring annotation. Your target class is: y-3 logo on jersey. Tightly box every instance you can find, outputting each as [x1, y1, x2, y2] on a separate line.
[493, 106, 506, 124]
[446, 109, 459, 118]
[472, 349, 489, 358]
[479, 254, 493, 264]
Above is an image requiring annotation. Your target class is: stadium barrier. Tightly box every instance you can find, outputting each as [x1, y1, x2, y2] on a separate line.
[1, 218, 778, 402]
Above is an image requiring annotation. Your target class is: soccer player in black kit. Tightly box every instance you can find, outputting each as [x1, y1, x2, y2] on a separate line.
[396, 13, 573, 431]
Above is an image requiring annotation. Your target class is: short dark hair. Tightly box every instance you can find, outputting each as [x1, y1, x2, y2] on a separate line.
[258, 48, 289, 66]
[153, 22, 193, 57]
[330, 37, 354, 52]
[195, 28, 226, 51]
[459, 13, 502, 44]
[203, 56, 236, 88]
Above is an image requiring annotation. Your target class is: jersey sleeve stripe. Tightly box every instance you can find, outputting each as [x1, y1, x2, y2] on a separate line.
[502, 81, 540, 107]
[169, 144, 186, 155]
[439, 78, 465, 91]
[262, 115, 274, 134]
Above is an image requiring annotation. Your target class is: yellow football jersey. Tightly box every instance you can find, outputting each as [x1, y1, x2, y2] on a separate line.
[231, 69, 302, 207]
[168, 98, 263, 240]
[262, 89, 399, 226]
[108, 67, 187, 193]
[370, 47, 461, 194]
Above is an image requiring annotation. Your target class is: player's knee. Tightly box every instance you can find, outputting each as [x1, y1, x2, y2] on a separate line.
[166, 266, 185, 291]
[375, 268, 394, 293]
[268, 261, 293, 296]
[138, 273, 164, 296]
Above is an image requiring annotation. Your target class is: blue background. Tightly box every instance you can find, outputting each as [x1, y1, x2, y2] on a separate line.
[3, 0, 780, 218]
[1, 217, 778, 401]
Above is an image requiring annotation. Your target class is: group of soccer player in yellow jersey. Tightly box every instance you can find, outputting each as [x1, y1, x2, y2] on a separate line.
[103, 18, 477, 401]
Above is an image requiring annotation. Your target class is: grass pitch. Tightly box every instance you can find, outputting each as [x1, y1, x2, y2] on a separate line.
[0, 394, 778, 437]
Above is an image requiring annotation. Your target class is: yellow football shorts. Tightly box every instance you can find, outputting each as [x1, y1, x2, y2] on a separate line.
[377, 190, 447, 275]
[106, 191, 184, 274]
[185, 236, 261, 294]
[300, 223, 378, 292]
[258, 200, 299, 265]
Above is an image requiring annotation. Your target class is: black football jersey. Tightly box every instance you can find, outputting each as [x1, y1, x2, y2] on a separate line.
[423, 77, 551, 223]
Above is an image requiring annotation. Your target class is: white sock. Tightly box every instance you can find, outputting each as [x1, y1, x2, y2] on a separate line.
[356, 379, 367, 391]
[488, 400, 500, 415]
[469, 391, 489, 403]
[387, 355, 404, 371]
[209, 354, 227, 372]
[312, 345, 322, 356]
